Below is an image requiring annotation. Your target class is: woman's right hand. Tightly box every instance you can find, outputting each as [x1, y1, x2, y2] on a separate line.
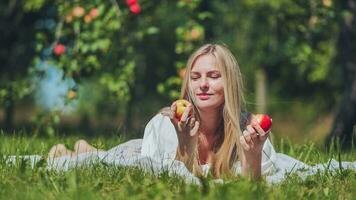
[160, 101, 200, 151]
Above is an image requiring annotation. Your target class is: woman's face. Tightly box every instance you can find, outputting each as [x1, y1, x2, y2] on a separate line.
[190, 54, 225, 111]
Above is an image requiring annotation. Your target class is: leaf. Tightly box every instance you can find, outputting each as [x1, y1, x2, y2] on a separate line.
[197, 12, 213, 20]
[146, 27, 159, 35]
[23, 0, 46, 11]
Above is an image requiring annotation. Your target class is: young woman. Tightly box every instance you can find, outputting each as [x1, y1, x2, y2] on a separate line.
[47, 44, 276, 180]
[159, 44, 272, 179]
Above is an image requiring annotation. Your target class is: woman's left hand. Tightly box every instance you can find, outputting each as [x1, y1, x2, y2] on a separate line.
[239, 118, 270, 179]
[239, 118, 270, 155]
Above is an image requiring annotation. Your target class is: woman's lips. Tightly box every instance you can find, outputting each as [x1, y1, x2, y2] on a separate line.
[197, 93, 212, 100]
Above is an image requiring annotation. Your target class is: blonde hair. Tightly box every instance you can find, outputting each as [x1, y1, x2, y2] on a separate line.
[179, 43, 246, 178]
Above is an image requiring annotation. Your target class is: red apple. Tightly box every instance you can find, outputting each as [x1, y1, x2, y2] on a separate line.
[126, 0, 137, 6]
[254, 114, 272, 132]
[89, 8, 99, 18]
[72, 6, 85, 18]
[175, 99, 190, 120]
[53, 44, 66, 56]
[130, 4, 141, 14]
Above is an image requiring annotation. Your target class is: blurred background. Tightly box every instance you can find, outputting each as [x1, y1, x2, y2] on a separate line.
[0, 0, 355, 148]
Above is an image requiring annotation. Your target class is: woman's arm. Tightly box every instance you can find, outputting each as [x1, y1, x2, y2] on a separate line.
[161, 101, 200, 173]
[240, 145, 262, 180]
[239, 117, 270, 180]
[175, 140, 198, 172]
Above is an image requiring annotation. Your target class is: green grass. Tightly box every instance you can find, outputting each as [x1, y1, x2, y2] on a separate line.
[0, 132, 355, 200]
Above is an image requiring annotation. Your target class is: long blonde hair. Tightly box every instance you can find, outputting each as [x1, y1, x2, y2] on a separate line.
[179, 43, 246, 178]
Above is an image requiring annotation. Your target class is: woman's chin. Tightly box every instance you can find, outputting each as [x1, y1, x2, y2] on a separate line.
[196, 100, 223, 110]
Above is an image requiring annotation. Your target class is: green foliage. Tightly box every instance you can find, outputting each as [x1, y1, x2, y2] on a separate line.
[157, 0, 342, 102]
[33, 1, 142, 97]
[31, 111, 61, 137]
[210, 0, 339, 98]
[0, 0, 41, 118]
[158, 0, 208, 99]
[0, 80, 33, 105]
[18, 0, 162, 135]
[0, 0, 350, 140]
[23, 0, 46, 11]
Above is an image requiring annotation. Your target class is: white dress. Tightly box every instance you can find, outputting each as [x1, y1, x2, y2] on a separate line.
[6, 114, 356, 185]
[140, 114, 277, 176]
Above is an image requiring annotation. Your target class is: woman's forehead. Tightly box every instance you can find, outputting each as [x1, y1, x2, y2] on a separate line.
[192, 54, 219, 71]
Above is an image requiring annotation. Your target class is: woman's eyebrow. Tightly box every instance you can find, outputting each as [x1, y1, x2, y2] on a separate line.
[208, 70, 220, 73]
[191, 70, 220, 74]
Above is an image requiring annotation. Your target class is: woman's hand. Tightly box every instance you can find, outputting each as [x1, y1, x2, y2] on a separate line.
[240, 118, 270, 154]
[239, 117, 270, 179]
[161, 101, 200, 152]
[161, 101, 200, 171]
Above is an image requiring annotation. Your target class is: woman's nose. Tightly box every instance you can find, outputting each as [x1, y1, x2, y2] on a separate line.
[200, 77, 209, 90]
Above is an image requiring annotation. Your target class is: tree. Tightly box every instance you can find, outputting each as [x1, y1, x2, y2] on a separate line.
[0, 0, 159, 135]
[157, 0, 208, 100]
[327, 0, 356, 148]
[21, 0, 207, 135]
[0, 0, 42, 131]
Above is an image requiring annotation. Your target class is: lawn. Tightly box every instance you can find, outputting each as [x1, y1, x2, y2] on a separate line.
[0, 132, 355, 200]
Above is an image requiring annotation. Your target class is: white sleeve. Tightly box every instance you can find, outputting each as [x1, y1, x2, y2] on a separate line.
[140, 114, 178, 161]
[261, 138, 277, 175]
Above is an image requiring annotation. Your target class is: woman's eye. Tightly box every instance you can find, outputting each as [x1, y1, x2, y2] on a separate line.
[190, 75, 200, 80]
[210, 74, 221, 79]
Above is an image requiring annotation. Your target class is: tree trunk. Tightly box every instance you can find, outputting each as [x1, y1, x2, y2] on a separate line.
[4, 90, 14, 132]
[327, 0, 356, 148]
[255, 69, 267, 114]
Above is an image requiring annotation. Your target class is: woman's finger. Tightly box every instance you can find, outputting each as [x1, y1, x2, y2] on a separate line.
[259, 132, 269, 141]
[239, 136, 250, 151]
[190, 120, 200, 136]
[180, 103, 192, 123]
[243, 130, 252, 144]
[246, 125, 258, 140]
[258, 128, 269, 141]
[170, 102, 179, 124]
[189, 117, 196, 127]
[252, 121, 267, 138]
[170, 101, 177, 113]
